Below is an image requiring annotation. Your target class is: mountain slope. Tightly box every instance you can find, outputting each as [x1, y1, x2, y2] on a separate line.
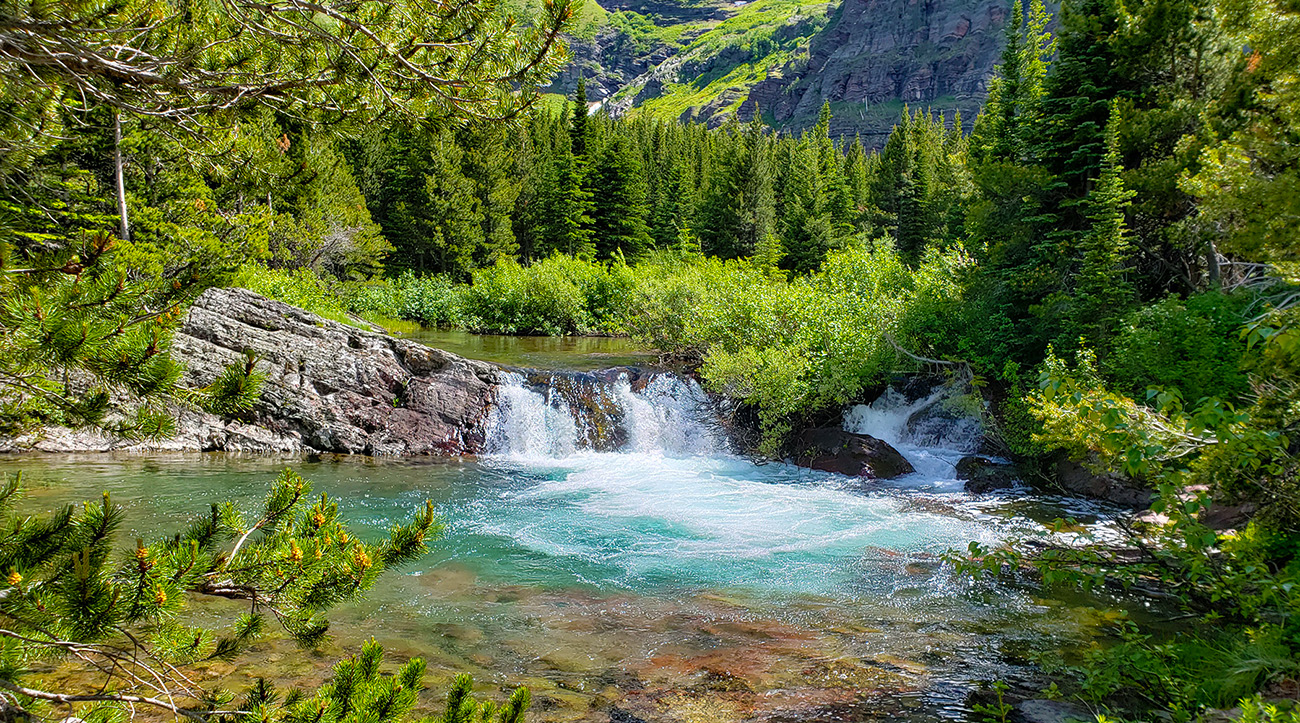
[548, 0, 1015, 144]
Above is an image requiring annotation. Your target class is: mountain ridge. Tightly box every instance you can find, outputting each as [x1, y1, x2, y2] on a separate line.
[548, 0, 1017, 143]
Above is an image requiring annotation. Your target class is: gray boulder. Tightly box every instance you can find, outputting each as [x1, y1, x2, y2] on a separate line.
[3, 288, 501, 455]
[793, 428, 915, 479]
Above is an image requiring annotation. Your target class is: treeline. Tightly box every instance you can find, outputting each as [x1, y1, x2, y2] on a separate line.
[345, 77, 965, 277]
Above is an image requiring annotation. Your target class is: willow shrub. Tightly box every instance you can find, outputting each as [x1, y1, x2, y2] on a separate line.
[626, 244, 970, 452]
[458, 255, 636, 335]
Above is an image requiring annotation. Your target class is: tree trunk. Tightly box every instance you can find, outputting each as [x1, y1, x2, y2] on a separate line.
[1206, 236, 1221, 288]
[114, 113, 130, 242]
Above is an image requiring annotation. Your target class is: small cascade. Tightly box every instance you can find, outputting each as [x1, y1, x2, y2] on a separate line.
[842, 385, 984, 454]
[841, 382, 986, 489]
[484, 369, 722, 458]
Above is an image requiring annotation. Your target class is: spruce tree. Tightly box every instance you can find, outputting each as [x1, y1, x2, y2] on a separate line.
[1073, 103, 1136, 341]
[588, 135, 653, 259]
[536, 142, 595, 259]
[570, 77, 592, 161]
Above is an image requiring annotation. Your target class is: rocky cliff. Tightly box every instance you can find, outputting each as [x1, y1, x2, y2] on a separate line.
[742, 0, 1011, 142]
[2, 288, 502, 455]
[555, 0, 1015, 145]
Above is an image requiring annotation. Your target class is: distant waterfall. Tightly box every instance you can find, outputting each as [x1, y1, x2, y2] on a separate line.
[484, 370, 723, 458]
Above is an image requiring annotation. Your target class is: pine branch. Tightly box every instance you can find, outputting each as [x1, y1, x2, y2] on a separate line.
[0, 677, 245, 721]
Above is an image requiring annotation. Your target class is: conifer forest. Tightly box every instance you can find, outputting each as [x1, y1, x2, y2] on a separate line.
[0, 0, 1299, 718]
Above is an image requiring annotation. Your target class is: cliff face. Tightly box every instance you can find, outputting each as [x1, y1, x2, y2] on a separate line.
[742, 0, 1010, 142]
[557, 0, 1014, 146]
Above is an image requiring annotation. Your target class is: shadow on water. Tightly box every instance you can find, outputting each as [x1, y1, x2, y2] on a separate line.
[396, 329, 658, 371]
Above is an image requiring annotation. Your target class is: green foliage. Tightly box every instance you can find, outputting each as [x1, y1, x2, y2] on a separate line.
[349, 273, 468, 329]
[0, 470, 531, 723]
[626, 244, 968, 450]
[0, 236, 264, 437]
[1108, 292, 1251, 401]
[972, 681, 1013, 723]
[232, 264, 362, 329]
[459, 256, 635, 335]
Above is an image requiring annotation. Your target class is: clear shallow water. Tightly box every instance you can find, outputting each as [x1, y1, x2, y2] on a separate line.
[3, 376, 1126, 723]
[397, 329, 657, 370]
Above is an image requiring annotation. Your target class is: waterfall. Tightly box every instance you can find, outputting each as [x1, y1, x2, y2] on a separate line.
[842, 386, 983, 454]
[841, 383, 986, 489]
[484, 370, 722, 458]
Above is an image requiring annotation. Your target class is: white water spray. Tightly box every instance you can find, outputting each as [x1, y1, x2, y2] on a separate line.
[484, 371, 720, 458]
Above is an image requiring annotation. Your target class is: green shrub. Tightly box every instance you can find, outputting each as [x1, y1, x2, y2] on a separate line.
[233, 263, 361, 327]
[626, 245, 971, 451]
[459, 255, 634, 335]
[1108, 291, 1252, 402]
[349, 271, 466, 327]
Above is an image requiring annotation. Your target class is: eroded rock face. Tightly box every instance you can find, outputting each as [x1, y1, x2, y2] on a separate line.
[742, 0, 1018, 143]
[793, 428, 915, 479]
[3, 288, 502, 455]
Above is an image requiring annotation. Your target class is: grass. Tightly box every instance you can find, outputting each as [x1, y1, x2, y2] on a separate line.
[617, 0, 830, 122]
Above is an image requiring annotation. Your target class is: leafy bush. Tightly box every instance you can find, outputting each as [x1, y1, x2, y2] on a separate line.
[458, 255, 635, 335]
[349, 271, 467, 327]
[627, 245, 970, 451]
[1108, 292, 1252, 402]
[232, 263, 361, 328]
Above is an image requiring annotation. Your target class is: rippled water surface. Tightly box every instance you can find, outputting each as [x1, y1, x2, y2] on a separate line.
[3, 376, 1124, 723]
[398, 329, 657, 370]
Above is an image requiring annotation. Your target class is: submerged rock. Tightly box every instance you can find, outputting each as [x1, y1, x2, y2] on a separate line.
[4, 288, 501, 455]
[956, 456, 1019, 493]
[792, 428, 915, 479]
[1052, 456, 1153, 507]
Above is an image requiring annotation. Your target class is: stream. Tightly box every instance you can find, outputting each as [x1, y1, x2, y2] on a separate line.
[3, 340, 1129, 723]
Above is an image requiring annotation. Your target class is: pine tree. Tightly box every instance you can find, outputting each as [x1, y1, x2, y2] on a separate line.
[752, 232, 786, 278]
[588, 135, 653, 259]
[697, 111, 774, 258]
[1073, 103, 1136, 341]
[0, 233, 263, 437]
[0, 468, 533, 723]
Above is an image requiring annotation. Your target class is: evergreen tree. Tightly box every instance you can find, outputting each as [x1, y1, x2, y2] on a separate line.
[1073, 104, 1136, 341]
[536, 142, 595, 259]
[588, 135, 653, 259]
[0, 469, 533, 723]
[698, 111, 774, 258]
[1034, 0, 1126, 188]
[570, 77, 592, 161]
[459, 123, 522, 266]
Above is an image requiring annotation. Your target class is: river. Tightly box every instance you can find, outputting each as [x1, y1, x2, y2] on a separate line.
[4, 340, 1128, 723]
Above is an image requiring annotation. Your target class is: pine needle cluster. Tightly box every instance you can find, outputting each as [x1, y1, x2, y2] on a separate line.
[0, 469, 513, 723]
[0, 234, 264, 438]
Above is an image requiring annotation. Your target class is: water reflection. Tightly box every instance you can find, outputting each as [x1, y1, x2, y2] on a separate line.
[397, 329, 657, 371]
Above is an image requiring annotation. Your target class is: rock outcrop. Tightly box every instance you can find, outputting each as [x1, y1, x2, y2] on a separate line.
[1051, 456, 1153, 507]
[2, 288, 502, 455]
[793, 427, 915, 479]
[740, 0, 1018, 143]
